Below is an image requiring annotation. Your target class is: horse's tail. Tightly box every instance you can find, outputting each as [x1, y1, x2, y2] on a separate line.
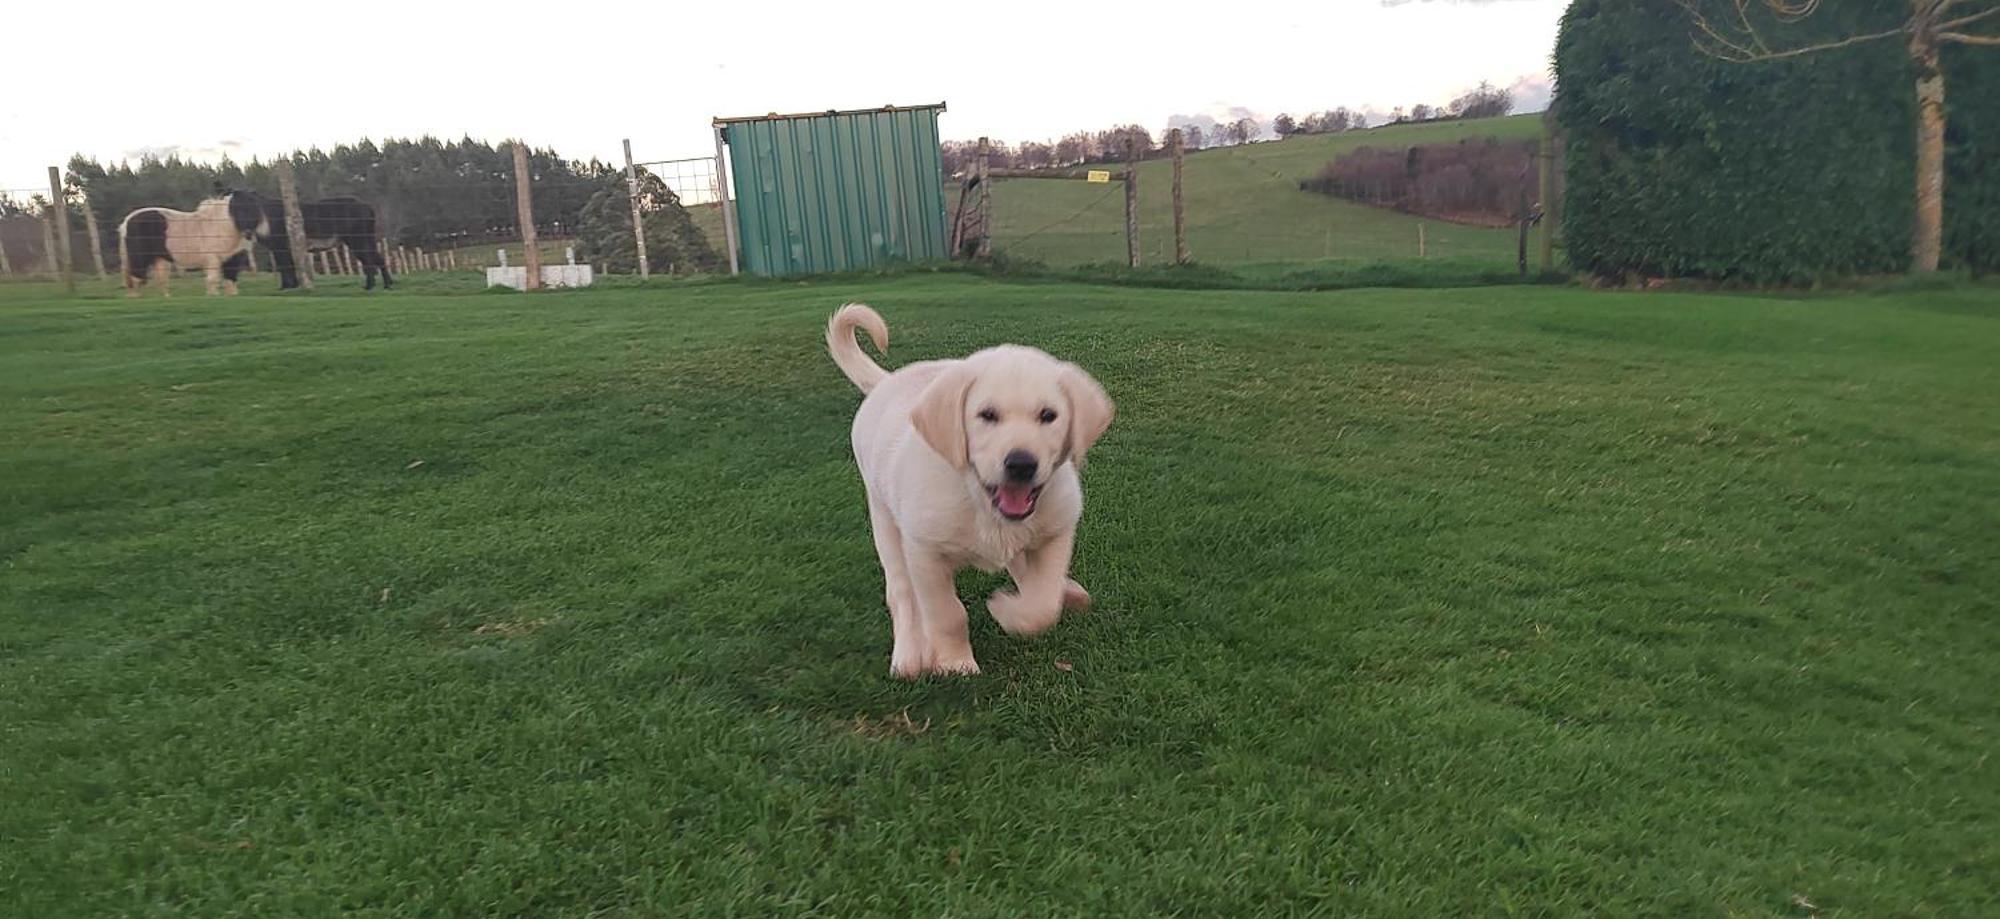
[117, 216, 129, 281]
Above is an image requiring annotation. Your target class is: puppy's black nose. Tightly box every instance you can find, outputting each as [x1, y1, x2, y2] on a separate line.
[1003, 450, 1038, 482]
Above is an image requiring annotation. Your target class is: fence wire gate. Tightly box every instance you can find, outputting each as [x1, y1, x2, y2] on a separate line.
[974, 176, 1132, 266]
[0, 187, 59, 276]
[7, 146, 731, 286]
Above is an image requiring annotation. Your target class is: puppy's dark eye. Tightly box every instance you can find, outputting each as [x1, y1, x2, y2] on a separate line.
[976, 408, 999, 423]
[1038, 408, 1059, 424]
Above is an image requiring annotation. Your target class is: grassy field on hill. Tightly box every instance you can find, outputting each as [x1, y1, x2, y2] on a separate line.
[4, 274, 1996, 914]
[972, 114, 1545, 266]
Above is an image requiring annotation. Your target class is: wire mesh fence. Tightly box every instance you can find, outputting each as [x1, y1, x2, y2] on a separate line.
[632, 155, 730, 275]
[4, 140, 733, 291]
[967, 160, 1535, 269]
[0, 188, 56, 277]
[949, 121, 1563, 273]
[6, 117, 1565, 289]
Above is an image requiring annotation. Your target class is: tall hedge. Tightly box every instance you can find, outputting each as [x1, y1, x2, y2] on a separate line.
[1555, 0, 1999, 281]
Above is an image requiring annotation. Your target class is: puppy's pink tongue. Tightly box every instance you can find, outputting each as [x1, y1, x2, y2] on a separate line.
[995, 482, 1036, 517]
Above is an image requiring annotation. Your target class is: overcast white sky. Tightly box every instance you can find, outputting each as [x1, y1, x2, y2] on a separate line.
[0, 0, 1568, 193]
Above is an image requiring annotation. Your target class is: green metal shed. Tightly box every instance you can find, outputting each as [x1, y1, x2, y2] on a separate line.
[715, 103, 949, 277]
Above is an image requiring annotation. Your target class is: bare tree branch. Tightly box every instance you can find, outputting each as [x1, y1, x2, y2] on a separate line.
[1678, 0, 1907, 62]
[1939, 4, 2000, 30]
[1703, 25, 1905, 60]
[1941, 30, 2000, 44]
[1764, 0, 1820, 23]
[1731, 0, 1768, 53]
[1679, 0, 1774, 59]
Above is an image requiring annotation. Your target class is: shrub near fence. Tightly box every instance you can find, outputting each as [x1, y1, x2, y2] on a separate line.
[1300, 138, 1537, 226]
[1555, 0, 2000, 281]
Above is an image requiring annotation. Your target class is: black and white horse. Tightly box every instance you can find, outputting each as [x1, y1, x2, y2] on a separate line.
[117, 192, 268, 297]
[259, 197, 394, 291]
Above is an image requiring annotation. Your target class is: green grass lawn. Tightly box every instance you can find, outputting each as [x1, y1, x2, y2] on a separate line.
[3, 274, 1996, 914]
[970, 114, 1546, 267]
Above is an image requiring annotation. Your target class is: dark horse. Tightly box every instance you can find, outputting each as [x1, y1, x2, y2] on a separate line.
[257, 196, 394, 290]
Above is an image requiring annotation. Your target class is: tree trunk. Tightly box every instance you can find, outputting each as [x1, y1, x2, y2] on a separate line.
[1910, 27, 1945, 273]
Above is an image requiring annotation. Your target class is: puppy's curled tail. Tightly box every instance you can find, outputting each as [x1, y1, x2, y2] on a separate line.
[826, 302, 889, 394]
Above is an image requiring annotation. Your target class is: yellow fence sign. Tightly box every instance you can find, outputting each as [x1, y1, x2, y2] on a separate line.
[1086, 170, 1111, 184]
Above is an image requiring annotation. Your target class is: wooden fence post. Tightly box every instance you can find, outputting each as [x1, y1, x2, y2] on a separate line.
[512, 141, 542, 290]
[712, 125, 739, 275]
[1123, 139, 1140, 268]
[41, 207, 59, 276]
[623, 138, 650, 278]
[1539, 112, 1561, 274]
[1169, 128, 1188, 264]
[47, 167, 75, 294]
[1418, 222, 1427, 259]
[80, 191, 108, 277]
[1517, 184, 1531, 278]
[0, 233, 12, 275]
[273, 159, 314, 289]
[976, 137, 993, 259]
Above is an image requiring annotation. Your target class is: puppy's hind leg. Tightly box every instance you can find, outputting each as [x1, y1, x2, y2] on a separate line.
[868, 500, 929, 679]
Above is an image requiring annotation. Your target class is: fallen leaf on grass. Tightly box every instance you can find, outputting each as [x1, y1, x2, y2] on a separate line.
[1790, 894, 1818, 913]
[378, 587, 393, 604]
[1054, 660, 1074, 673]
[404, 459, 425, 470]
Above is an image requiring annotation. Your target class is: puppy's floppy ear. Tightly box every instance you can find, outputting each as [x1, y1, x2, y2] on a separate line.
[911, 365, 974, 470]
[1058, 363, 1115, 466]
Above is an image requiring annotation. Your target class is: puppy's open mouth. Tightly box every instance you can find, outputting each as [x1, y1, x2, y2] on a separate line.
[986, 482, 1042, 521]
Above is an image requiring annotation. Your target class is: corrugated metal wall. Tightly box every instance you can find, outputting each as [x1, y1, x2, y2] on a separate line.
[718, 104, 948, 276]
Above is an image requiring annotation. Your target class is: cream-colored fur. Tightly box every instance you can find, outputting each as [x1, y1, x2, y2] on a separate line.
[117, 198, 257, 298]
[827, 303, 1114, 678]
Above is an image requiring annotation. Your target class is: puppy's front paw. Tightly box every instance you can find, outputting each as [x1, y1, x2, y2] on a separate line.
[1061, 579, 1092, 611]
[987, 590, 1061, 637]
[889, 646, 929, 681]
[929, 652, 982, 677]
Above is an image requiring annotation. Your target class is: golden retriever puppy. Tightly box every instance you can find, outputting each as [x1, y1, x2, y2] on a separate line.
[826, 303, 1114, 678]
